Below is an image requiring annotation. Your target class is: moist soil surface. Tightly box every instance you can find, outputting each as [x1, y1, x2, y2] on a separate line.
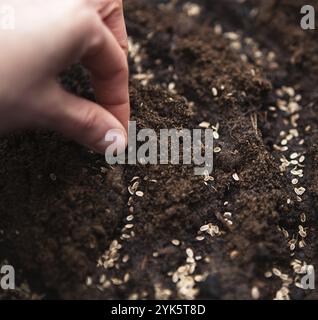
[1, 0, 318, 300]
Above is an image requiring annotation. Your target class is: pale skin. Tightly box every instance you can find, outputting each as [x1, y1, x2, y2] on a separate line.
[0, 0, 129, 154]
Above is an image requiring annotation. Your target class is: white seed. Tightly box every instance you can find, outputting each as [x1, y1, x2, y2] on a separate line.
[200, 225, 209, 232]
[86, 276, 92, 286]
[213, 131, 219, 140]
[281, 139, 288, 146]
[272, 268, 281, 277]
[294, 187, 305, 196]
[251, 286, 260, 300]
[186, 248, 194, 258]
[214, 147, 222, 153]
[135, 191, 144, 197]
[127, 215, 134, 221]
[212, 87, 218, 97]
[300, 213, 306, 223]
[172, 239, 180, 246]
[224, 212, 232, 218]
[199, 121, 210, 129]
[292, 179, 298, 185]
[232, 173, 240, 181]
[290, 152, 298, 159]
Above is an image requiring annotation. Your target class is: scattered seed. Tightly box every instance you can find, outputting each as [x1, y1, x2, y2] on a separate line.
[232, 173, 240, 181]
[127, 215, 134, 221]
[251, 286, 260, 300]
[300, 213, 306, 223]
[230, 250, 239, 259]
[135, 191, 144, 197]
[200, 225, 209, 232]
[172, 239, 180, 246]
[299, 155, 305, 163]
[86, 276, 92, 286]
[213, 131, 219, 140]
[294, 187, 305, 196]
[272, 268, 281, 277]
[292, 179, 298, 185]
[212, 87, 218, 97]
[196, 236, 205, 241]
[186, 248, 194, 258]
[199, 121, 210, 129]
[224, 212, 232, 218]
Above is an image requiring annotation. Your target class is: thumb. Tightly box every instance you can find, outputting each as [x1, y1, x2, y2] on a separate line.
[45, 85, 127, 154]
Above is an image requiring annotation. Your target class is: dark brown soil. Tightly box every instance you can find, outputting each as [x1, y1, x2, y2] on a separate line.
[1, 0, 318, 300]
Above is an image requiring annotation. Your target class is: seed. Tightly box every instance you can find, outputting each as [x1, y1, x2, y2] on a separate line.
[212, 87, 218, 97]
[300, 213, 306, 223]
[299, 155, 305, 163]
[225, 32, 239, 40]
[199, 121, 210, 129]
[230, 250, 239, 259]
[86, 276, 92, 286]
[187, 257, 195, 264]
[99, 274, 106, 284]
[194, 275, 205, 282]
[298, 226, 307, 238]
[200, 225, 209, 232]
[196, 236, 205, 241]
[294, 187, 305, 196]
[214, 147, 222, 153]
[172, 239, 180, 246]
[122, 255, 129, 263]
[213, 131, 219, 140]
[281, 139, 288, 146]
[272, 268, 281, 277]
[168, 82, 175, 91]
[251, 286, 260, 300]
[125, 224, 134, 229]
[232, 173, 240, 181]
[124, 273, 130, 283]
[186, 248, 194, 258]
[135, 191, 144, 197]
[224, 212, 232, 218]
[290, 152, 298, 159]
[292, 179, 298, 185]
[299, 240, 306, 248]
[127, 215, 134, 221]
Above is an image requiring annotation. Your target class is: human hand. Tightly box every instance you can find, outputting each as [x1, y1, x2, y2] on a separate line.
[0, 0, 129, 154]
